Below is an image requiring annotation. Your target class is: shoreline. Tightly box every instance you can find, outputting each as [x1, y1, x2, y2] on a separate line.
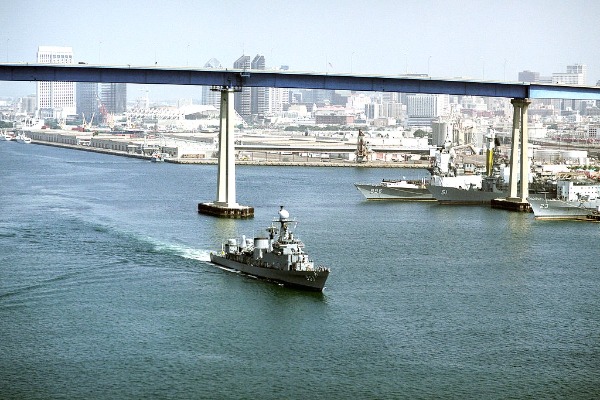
[25, 140, 432, 169]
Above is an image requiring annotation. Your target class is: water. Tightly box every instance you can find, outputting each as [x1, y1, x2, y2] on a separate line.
[1, 143, 599, 399]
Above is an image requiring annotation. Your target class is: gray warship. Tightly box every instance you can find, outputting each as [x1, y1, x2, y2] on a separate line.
[427, 131, 508, 204]
[528, 176, 600, 220]
[354, 179, 434, 201]
[210, 207, 330, 291]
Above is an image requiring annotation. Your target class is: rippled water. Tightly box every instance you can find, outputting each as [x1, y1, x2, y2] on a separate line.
[1, 143, 599, 399]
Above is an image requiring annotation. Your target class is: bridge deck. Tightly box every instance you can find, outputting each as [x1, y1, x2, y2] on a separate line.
[2, 63, 600, 100]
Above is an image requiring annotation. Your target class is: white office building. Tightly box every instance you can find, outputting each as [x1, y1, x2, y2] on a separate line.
[36, 46, 76, 120]
[552, 64, 587, 86]
[406, 94, 449, 127]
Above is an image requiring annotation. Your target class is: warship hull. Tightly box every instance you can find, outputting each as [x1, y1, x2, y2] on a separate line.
[354, 182, 434, 201]
[210, 253, 329, 291]
[527, 197, 600, 220]
[428, 185, 507, 204]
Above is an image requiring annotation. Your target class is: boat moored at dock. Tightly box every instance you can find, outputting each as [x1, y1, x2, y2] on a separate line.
[15, 133, 32, 144]
[210, 207, 330, 291]
[427, 129, 509, 205]
[528, 196, 600, 220]
[1, 130, 15, 141]
[428, 175, 508, 204]
[150, 151, 167, 162]
[528, 176, 600, 220]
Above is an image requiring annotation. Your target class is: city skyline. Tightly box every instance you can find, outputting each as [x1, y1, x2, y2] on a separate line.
[1, 0, 599, 100]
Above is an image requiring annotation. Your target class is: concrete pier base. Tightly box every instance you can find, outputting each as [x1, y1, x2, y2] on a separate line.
[198, 202, 254, 218]
[490, 198, 532, 212]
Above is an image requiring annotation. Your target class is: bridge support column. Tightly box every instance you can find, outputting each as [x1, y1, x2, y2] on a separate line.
[198, 86, 254, 218]
[491, 98, 532, 212]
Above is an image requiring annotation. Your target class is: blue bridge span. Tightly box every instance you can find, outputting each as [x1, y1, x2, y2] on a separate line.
[1, 63, 600, 100]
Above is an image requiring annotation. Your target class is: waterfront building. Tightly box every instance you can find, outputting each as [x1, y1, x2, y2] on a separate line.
[36, 46, 76, 120]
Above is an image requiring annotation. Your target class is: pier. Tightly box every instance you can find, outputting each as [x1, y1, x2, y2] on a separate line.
[197, 86, 254, 218]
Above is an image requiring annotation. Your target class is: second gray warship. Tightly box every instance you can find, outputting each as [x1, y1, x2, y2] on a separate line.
[528, 176, 600, 220]
[210, 207, 330, 291]
[354, 178, 433, 201]
[427, 131, 508, 204]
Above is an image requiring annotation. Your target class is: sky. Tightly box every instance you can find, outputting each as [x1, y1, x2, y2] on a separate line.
[1, 0, 599, 101]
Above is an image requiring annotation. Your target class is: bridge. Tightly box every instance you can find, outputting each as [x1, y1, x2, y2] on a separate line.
[2, 63, 600, 100]
[2, 63, 600, 217]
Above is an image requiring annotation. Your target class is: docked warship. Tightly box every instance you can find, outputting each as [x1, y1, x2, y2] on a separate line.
[527, 175, 600, 220]
[210, 207, 330, 291]
[354, 178, 433, 201]
[427, 131, 508, 204]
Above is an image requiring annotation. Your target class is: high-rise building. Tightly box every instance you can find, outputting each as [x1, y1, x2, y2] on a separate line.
[553, 64, 587, 111]
[100, 83, 127, 114]
[36, 46, 76, 119]
[552, 64, 586, 85]
[265, 86, 290, 115]
[76, 82, 99, 122]
[406, 94, 449, 127]
[566, 64, 587, 84]
[518, 70, 540, 82]
[251, 55, 266, 117]
[233, 55, 251, 121]
[201, 58, 223, 108]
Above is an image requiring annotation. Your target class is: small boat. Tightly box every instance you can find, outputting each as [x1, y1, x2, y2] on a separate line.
[1, 131, 15, 141]
[150, 152, 166, 162]
[15, 133, 32, 144]
[210, 207, 330, 291]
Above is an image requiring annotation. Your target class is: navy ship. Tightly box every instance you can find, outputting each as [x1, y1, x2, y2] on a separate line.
[427, 175, 508, 204]
[528, 176, 600, 220]
[210, 207, 330, 291]
[427, 131, 508, 204]
[354, 178, 433, 201]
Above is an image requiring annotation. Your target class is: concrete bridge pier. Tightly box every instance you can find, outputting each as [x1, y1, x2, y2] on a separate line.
[198, 86, 254, 218]
[491, 98, 532, 212]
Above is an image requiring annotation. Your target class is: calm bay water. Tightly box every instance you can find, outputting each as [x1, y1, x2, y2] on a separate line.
[1, 143, 599, 399]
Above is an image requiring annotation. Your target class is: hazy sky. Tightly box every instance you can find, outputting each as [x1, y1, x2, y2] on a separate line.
[1, 0, 599, 100]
